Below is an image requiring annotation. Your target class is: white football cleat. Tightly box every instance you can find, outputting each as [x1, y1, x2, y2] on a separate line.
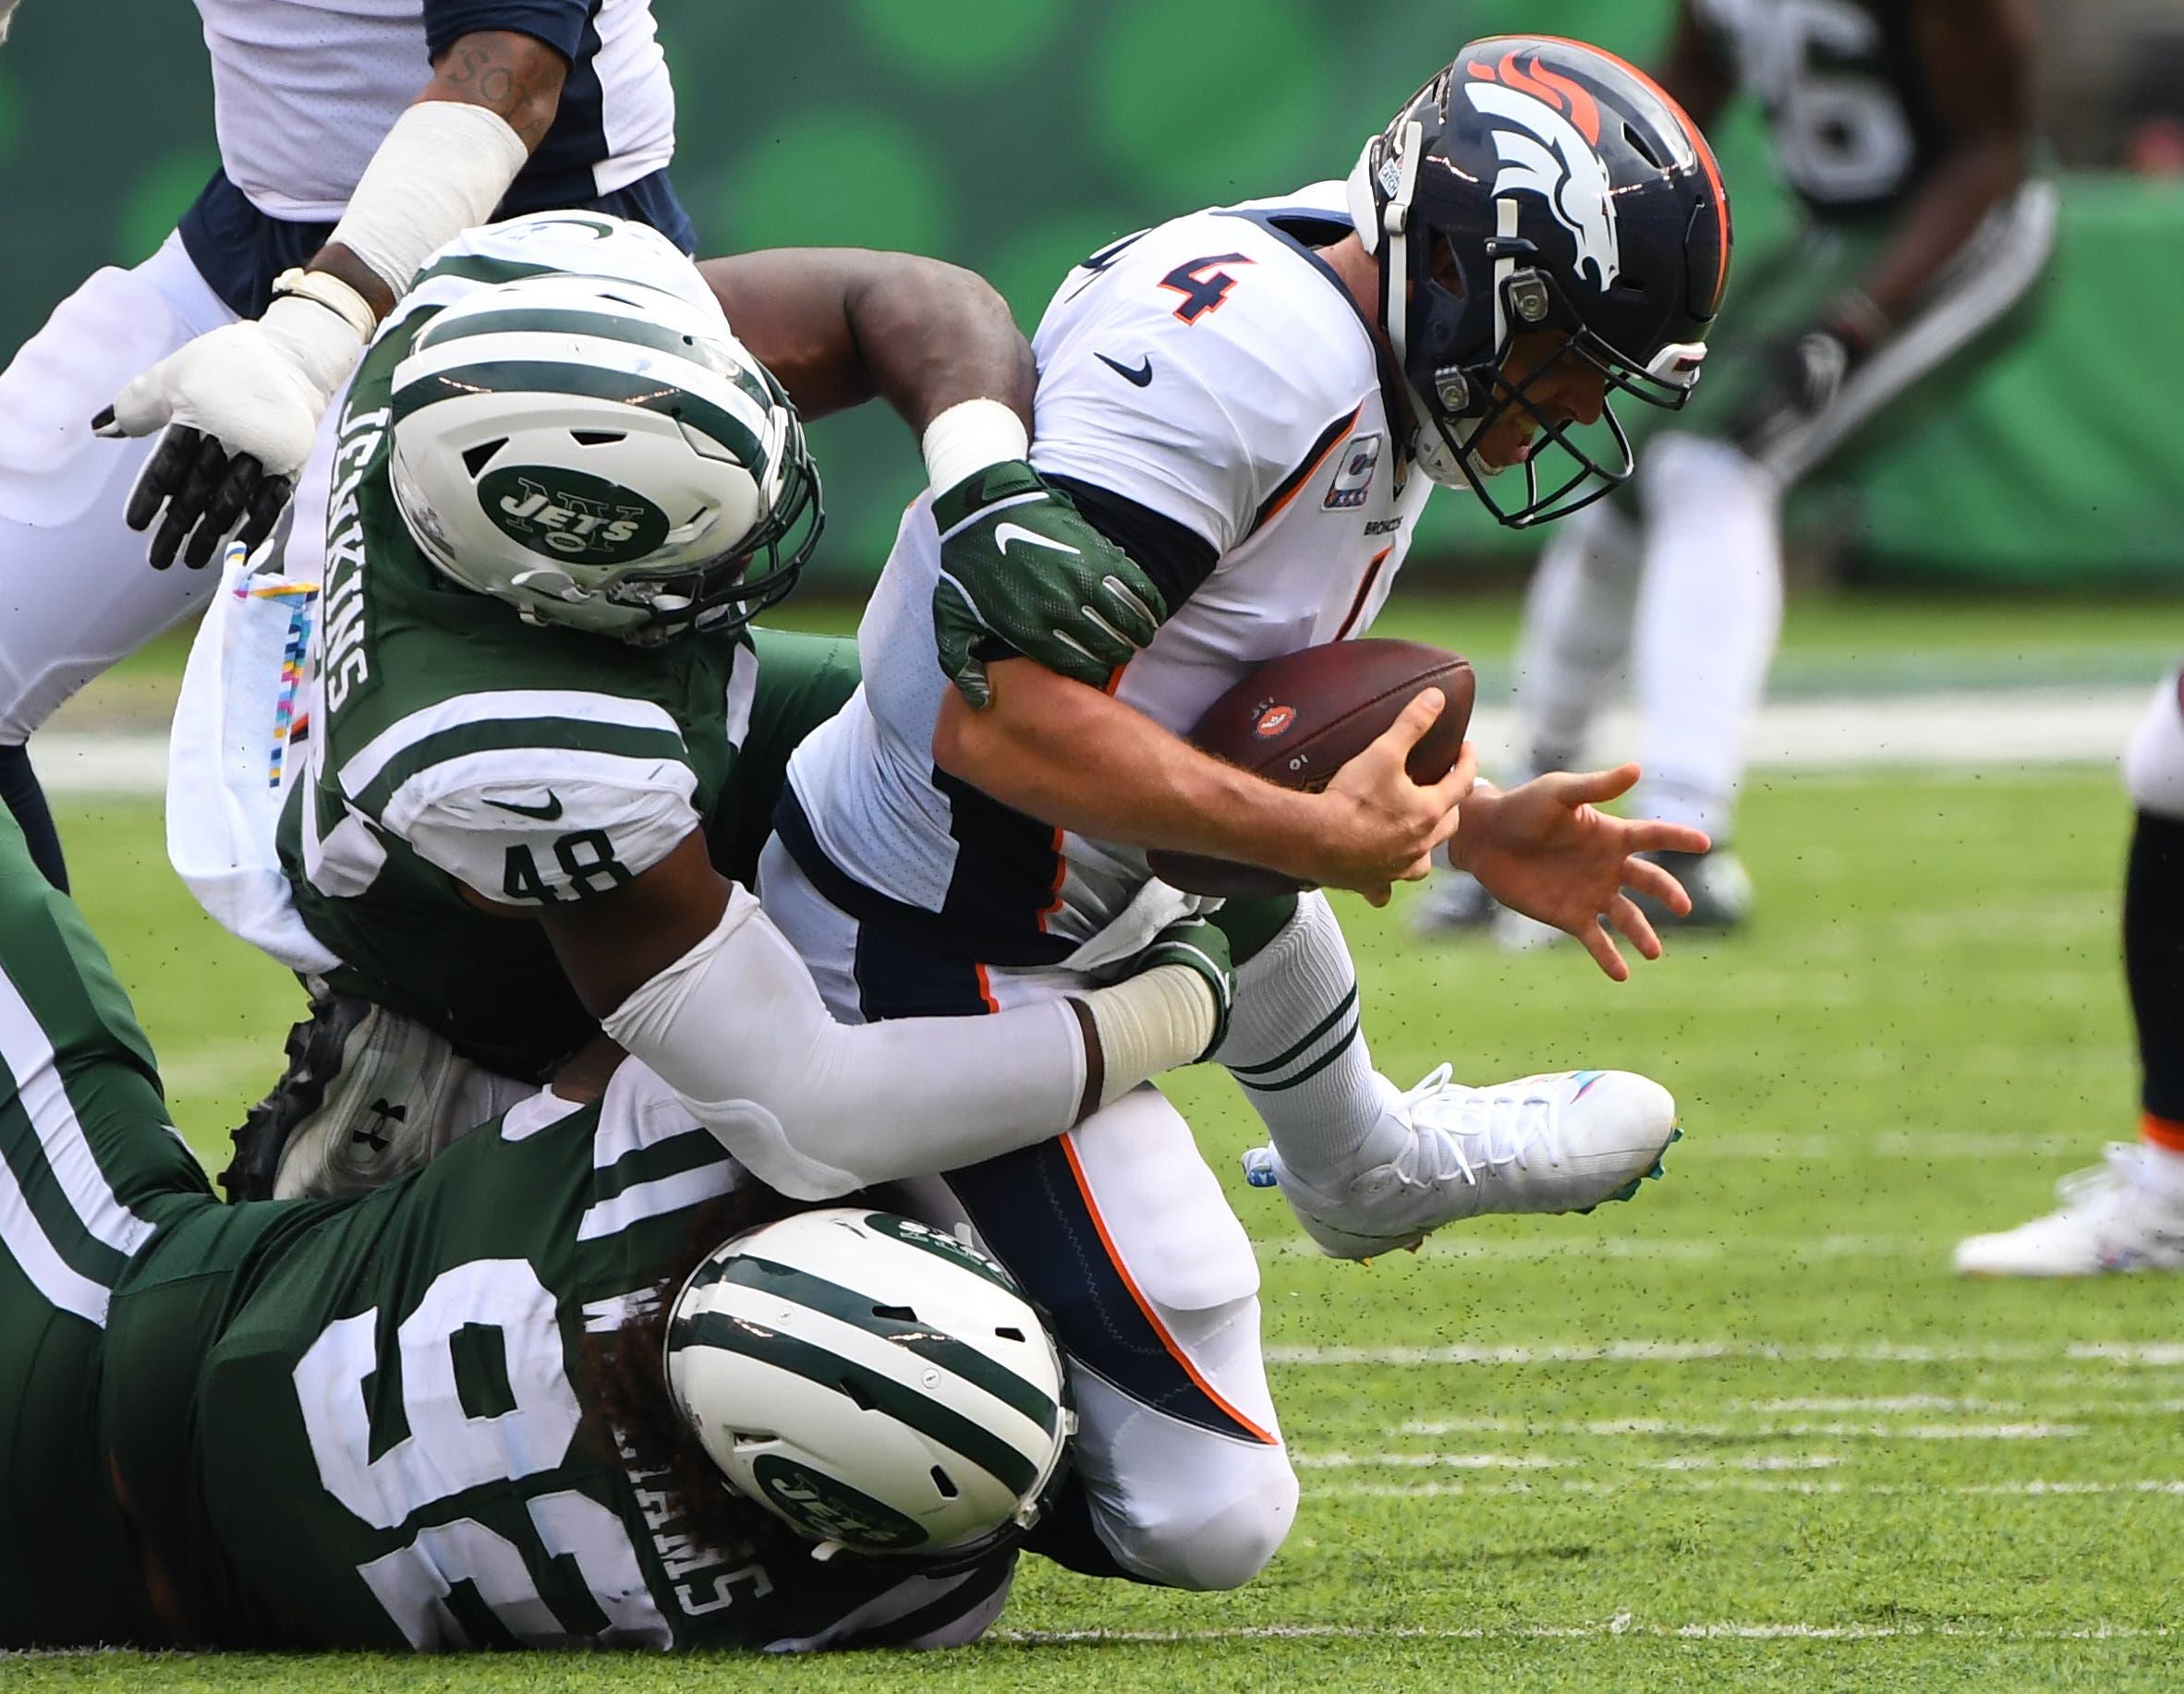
[1243, 1066, 1680, 1260]
[1953, 1143, 2184, 1277]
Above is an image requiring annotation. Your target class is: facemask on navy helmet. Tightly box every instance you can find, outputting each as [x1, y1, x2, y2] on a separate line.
[1346, 36, 1733, 526]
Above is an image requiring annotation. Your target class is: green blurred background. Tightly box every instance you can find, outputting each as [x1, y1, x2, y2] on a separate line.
[3, 0, 2180, 587]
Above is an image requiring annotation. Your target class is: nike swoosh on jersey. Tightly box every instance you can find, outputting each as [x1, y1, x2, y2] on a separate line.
[1097, 352, 1155, 388]
[992, 524, 1081, 558]
[487, 793, 565, 821]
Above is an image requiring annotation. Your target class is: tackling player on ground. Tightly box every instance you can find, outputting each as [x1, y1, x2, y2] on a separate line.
[1417, 0, 2054, 938]
[763, 39, 1729, 1592]
[0, 803, 1076, 1652]
[176, 212, 1238, 1208]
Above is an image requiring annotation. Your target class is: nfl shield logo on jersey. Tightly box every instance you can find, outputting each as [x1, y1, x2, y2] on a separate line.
[1323, 433, 1383, 511]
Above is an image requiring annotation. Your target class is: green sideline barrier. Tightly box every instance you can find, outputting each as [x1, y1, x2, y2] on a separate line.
[0, 1, 2177, 583]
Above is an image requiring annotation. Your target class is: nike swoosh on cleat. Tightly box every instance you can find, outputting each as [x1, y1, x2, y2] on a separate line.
[1097, 352, 1154, 387]
[992, 523, 1081, 558]
[487, 793, 564, 821]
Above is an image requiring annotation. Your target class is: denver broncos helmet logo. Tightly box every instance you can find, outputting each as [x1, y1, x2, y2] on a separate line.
[1464, 52, 1621, 291]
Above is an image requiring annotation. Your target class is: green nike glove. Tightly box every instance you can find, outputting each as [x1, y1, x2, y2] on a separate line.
[931, 462, 1167, 708]
[1137, 914, 1234, 1063]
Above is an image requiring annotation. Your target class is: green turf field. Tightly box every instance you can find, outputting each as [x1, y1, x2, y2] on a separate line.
[27, 749, 2177, 1690]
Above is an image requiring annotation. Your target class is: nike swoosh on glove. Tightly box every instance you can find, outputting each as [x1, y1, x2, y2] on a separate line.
[930, 461, 1167, 708]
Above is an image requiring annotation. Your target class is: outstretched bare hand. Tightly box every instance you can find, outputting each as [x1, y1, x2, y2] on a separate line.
[1451, 762, 1710, 980]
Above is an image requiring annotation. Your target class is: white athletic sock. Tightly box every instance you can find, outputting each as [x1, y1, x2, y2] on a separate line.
[1513, 499, 1643, 773]
[1632, 434, 1784, 839]
[1215, 893, 1405, 1190]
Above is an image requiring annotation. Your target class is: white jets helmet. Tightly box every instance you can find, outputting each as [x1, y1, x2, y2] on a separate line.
[385, 271, 821, 644]
[665, 1208, 1074, 1562]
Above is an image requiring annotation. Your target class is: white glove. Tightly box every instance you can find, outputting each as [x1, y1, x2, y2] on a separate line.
[93, 288, 369, 568]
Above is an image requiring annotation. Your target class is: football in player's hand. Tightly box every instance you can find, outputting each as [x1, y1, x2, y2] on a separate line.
[1146, 638, 1474, 899]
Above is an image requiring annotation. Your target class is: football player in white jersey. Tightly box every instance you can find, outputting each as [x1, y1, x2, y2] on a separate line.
[0, 1, 687, 892]
[760, 39, 1733, 1594]
[0, 0, 1162, 894]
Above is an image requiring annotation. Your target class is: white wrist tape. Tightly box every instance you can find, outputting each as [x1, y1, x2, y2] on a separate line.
[259, 292, 373, 404]
[1081, 964, 1218, 1110]
[330, 101, 530, 300]
[601, 887, 1088, 1200]
[271, 267, 378, 341]
[921, 397, 1030, 495]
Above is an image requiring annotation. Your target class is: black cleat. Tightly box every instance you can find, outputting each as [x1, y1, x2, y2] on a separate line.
[219, 992, 376, 1202]
[1632, 848, 1754, 931]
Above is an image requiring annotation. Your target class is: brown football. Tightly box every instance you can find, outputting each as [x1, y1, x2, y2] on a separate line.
[1144, 637, 1475, 899]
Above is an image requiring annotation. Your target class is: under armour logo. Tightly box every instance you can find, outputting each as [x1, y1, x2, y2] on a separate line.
[351, 1097, 408, 1155]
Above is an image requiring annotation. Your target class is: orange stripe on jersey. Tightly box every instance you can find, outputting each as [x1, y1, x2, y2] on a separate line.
[2142, 1112, 2184, 1156]
[1056, 1131, 1281, 1447]
[973, 962, 1001, 1015]
[1522, 34, 1734, 313]
[1335, 546, 1395, 641]
[1252, 404, 1363, 535]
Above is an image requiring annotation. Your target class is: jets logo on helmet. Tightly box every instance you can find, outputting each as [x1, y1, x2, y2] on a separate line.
[1466, 54, 1621, 289]
[386, 245, 822, 645]
[665, 1208, 1074, 1564]
[480, 466, 668, 563]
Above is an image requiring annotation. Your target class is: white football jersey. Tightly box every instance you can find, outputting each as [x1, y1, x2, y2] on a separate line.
[782, 184, 1438, 969]
[197, 0, 675, 221]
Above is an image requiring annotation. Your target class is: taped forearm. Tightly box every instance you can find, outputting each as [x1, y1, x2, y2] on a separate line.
[601, 892, 1091, 1199]
[327, 103, 530, 303]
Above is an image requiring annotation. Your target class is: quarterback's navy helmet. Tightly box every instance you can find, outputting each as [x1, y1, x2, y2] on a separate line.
[1346, 36, 1733, 526]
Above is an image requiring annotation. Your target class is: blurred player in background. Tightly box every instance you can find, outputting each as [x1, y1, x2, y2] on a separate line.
[1418, 0, 2056, 938]
[0, 0, 695, 892]
[1955, 674, 2184, 1275]
[763, 38, 1727, 1594]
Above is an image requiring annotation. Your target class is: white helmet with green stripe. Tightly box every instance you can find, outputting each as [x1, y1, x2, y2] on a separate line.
[386, 270, 821, 645]
[665, 1207, 1074, 1562]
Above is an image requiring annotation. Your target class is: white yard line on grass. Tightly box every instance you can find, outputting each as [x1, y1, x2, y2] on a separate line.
[1390, 1416, 2087, 1439]
[1268, 1340, 2184, 1366]
[994, 1619, 2176, 1644]
[1324, 1478, 2184, 1500]
[38, 686, 2152, 797]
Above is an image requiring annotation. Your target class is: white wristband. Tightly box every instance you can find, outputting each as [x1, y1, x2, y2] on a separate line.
[921, 397, 1030, 496]
[271, 268, 379, 342]
[330, 101, 530, 301]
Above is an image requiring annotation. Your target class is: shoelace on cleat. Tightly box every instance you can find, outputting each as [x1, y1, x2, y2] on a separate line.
[1390, 1064, 1566, 1192]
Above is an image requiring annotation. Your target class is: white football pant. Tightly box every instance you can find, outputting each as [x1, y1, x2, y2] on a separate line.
[757, 835, 1299, 1591]
[0, 234, 237, 742]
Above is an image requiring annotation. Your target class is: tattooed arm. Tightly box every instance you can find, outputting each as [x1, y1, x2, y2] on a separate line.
[305, 29, 567, 319]
[96, 24, 569, 566]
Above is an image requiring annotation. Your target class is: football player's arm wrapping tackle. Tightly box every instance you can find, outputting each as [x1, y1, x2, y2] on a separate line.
[533, 831, 1229, 1203]
[1704, 0, 2040, 454]
[699, 247, 1172, 697]
[97, 21, 564, 565]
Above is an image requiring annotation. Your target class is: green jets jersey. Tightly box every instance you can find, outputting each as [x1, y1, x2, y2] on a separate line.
[0, 796, 998, 1653]
[100, 1062, 1007, 1652]
[1692, 0, 1947, 218]
[276, 222, 857, 1080]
